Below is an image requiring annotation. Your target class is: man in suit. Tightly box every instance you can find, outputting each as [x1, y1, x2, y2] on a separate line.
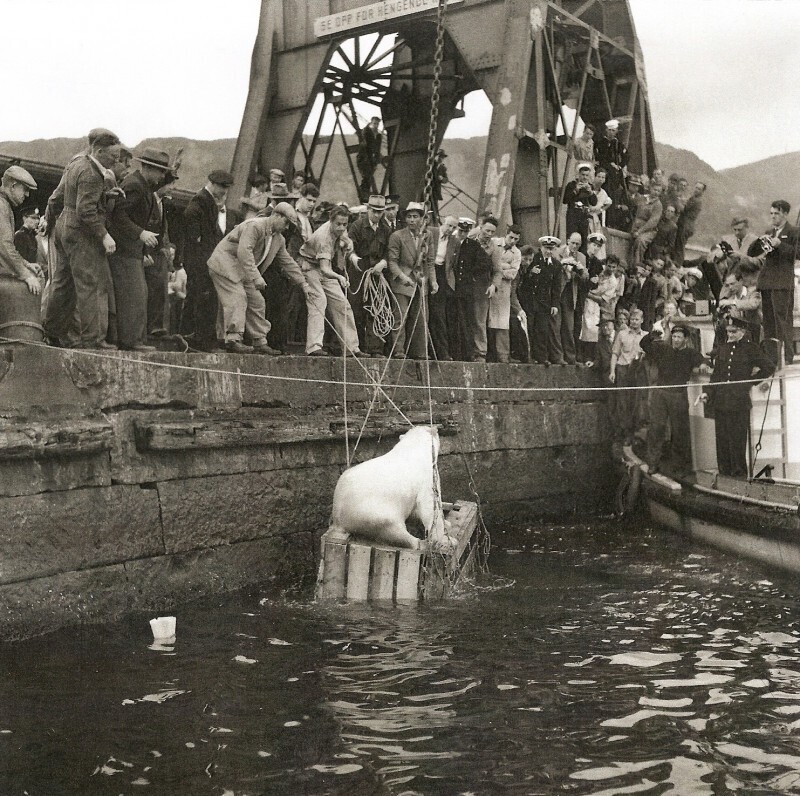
[43, 128, 121, 349]
[516, 236, 562, 364]
[144, 168, 178, 338]
[181, 169, 234, 351]
[429, 215, 462, 361]
[749, 200, 798, 365]
[208, 202, 310, 354]
[387, 202, 438, 359]
[108, 148, 174, 351]
[453, 216, 504, 362]
[356, 117, 382, 201]
[348, 194, 392, 356]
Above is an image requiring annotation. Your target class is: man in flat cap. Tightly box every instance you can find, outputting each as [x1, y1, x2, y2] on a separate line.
[208, 202, 311, 354]
[387, 202, 438, 359]
[43, 128, 121, 348]
[347, 194, 393, 356]
[700, 314, 775, 477]
[0, 167, 42, 307]
[181, 169, 234, 351]
[107, 148, 174, 351]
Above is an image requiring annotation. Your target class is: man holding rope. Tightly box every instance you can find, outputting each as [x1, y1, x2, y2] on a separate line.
[347, 194, 392, 357]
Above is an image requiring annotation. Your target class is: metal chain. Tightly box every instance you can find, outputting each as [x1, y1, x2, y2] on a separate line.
[417, 0, 448, 549]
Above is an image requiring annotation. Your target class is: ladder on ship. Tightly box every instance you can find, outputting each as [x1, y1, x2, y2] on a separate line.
[750, 365, 796, 479]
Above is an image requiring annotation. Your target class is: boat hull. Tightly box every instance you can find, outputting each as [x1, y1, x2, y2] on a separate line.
[643, 475, 800, 574]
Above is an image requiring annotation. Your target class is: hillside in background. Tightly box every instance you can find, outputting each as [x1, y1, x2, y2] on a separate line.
[1, 135, 795, 248]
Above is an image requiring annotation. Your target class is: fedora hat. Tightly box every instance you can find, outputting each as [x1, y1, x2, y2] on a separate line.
[135, 148, 172, 171]
[367, 195, 386, 210]
[267, 183, 290, 199]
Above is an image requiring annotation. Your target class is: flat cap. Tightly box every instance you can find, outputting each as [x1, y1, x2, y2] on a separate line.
[208, 169, 234, 187]
[538, 235, 561, 246]
[269, 168, 285, 178]
[21, 206, 40, 217]
[272, 201, 298, 226]
[405, 201, 425, 214]
[671, 322, 692, 335]
[87, 128, 120, 148]
[3, 165, 37, 189]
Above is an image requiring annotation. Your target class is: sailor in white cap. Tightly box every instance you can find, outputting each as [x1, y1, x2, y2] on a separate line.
[0, 166, 42, 297]
[596, 118, 628, 210]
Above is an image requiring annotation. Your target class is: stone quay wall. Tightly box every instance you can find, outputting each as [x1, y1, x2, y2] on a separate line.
[0, 345, 613, 639]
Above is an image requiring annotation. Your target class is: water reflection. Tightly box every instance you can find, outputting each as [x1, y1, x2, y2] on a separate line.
[3, 519, 800, 794]
[316, 607, 466, 789]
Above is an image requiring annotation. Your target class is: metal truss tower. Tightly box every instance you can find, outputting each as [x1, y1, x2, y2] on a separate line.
[231, 0, 656, 242]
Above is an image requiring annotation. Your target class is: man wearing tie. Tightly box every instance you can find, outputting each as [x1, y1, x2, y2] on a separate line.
[516, 236, 562, 365]
[387, 202, 438, 359]
[749, 199, 798, 365]
[429, 215, 460, 361]
[182, 169, 234, 351]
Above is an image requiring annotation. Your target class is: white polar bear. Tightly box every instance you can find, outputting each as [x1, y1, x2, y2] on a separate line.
[329, 426, 456, 552]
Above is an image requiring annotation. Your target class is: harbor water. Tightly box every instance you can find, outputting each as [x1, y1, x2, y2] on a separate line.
[3, 517, 800, 795]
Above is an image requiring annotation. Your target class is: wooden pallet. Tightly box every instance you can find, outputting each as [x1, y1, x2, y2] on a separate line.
[315, 501, 480, 602]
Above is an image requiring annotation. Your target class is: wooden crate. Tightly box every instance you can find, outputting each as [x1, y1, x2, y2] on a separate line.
[315, 501, 480, 602]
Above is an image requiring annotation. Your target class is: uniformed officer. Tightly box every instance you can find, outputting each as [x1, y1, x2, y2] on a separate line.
[516, 235, 561, 364]
[700, 315, 775, 477]
[0, 166, 41, 298]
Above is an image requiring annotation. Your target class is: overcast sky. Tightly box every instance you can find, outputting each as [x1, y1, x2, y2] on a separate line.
[2, 0, 798, 171]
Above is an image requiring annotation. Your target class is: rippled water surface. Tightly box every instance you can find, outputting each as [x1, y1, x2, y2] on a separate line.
[4, 518, 800, 795]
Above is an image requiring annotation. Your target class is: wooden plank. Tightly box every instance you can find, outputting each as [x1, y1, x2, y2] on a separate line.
[396, 550, 421, 601]
[444, 501, 479, 568]
[346, 544, 372, 601]
[318, 541, 347, 600]
[371, 548, 397, 601]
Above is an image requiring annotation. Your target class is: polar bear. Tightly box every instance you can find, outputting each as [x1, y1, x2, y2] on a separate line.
[328, 426, 456, 552]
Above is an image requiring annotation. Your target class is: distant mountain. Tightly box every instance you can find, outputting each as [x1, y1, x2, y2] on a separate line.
[2, 135, 795, 248]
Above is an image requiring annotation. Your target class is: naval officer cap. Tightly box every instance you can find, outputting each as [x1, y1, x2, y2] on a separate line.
[87, 128, 121, 148]
[587, 232, 606, 245]
[457, 217, 475, 230]
[3, 165, 37, 189]
[538, 235, 560, 247]
[605, 119, 620, 130]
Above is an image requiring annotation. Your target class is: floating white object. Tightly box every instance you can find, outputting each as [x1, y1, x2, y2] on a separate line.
[149, 616, 176, 640]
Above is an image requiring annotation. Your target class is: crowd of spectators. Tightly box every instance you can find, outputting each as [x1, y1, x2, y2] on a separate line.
[0, 122, 796, 480]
